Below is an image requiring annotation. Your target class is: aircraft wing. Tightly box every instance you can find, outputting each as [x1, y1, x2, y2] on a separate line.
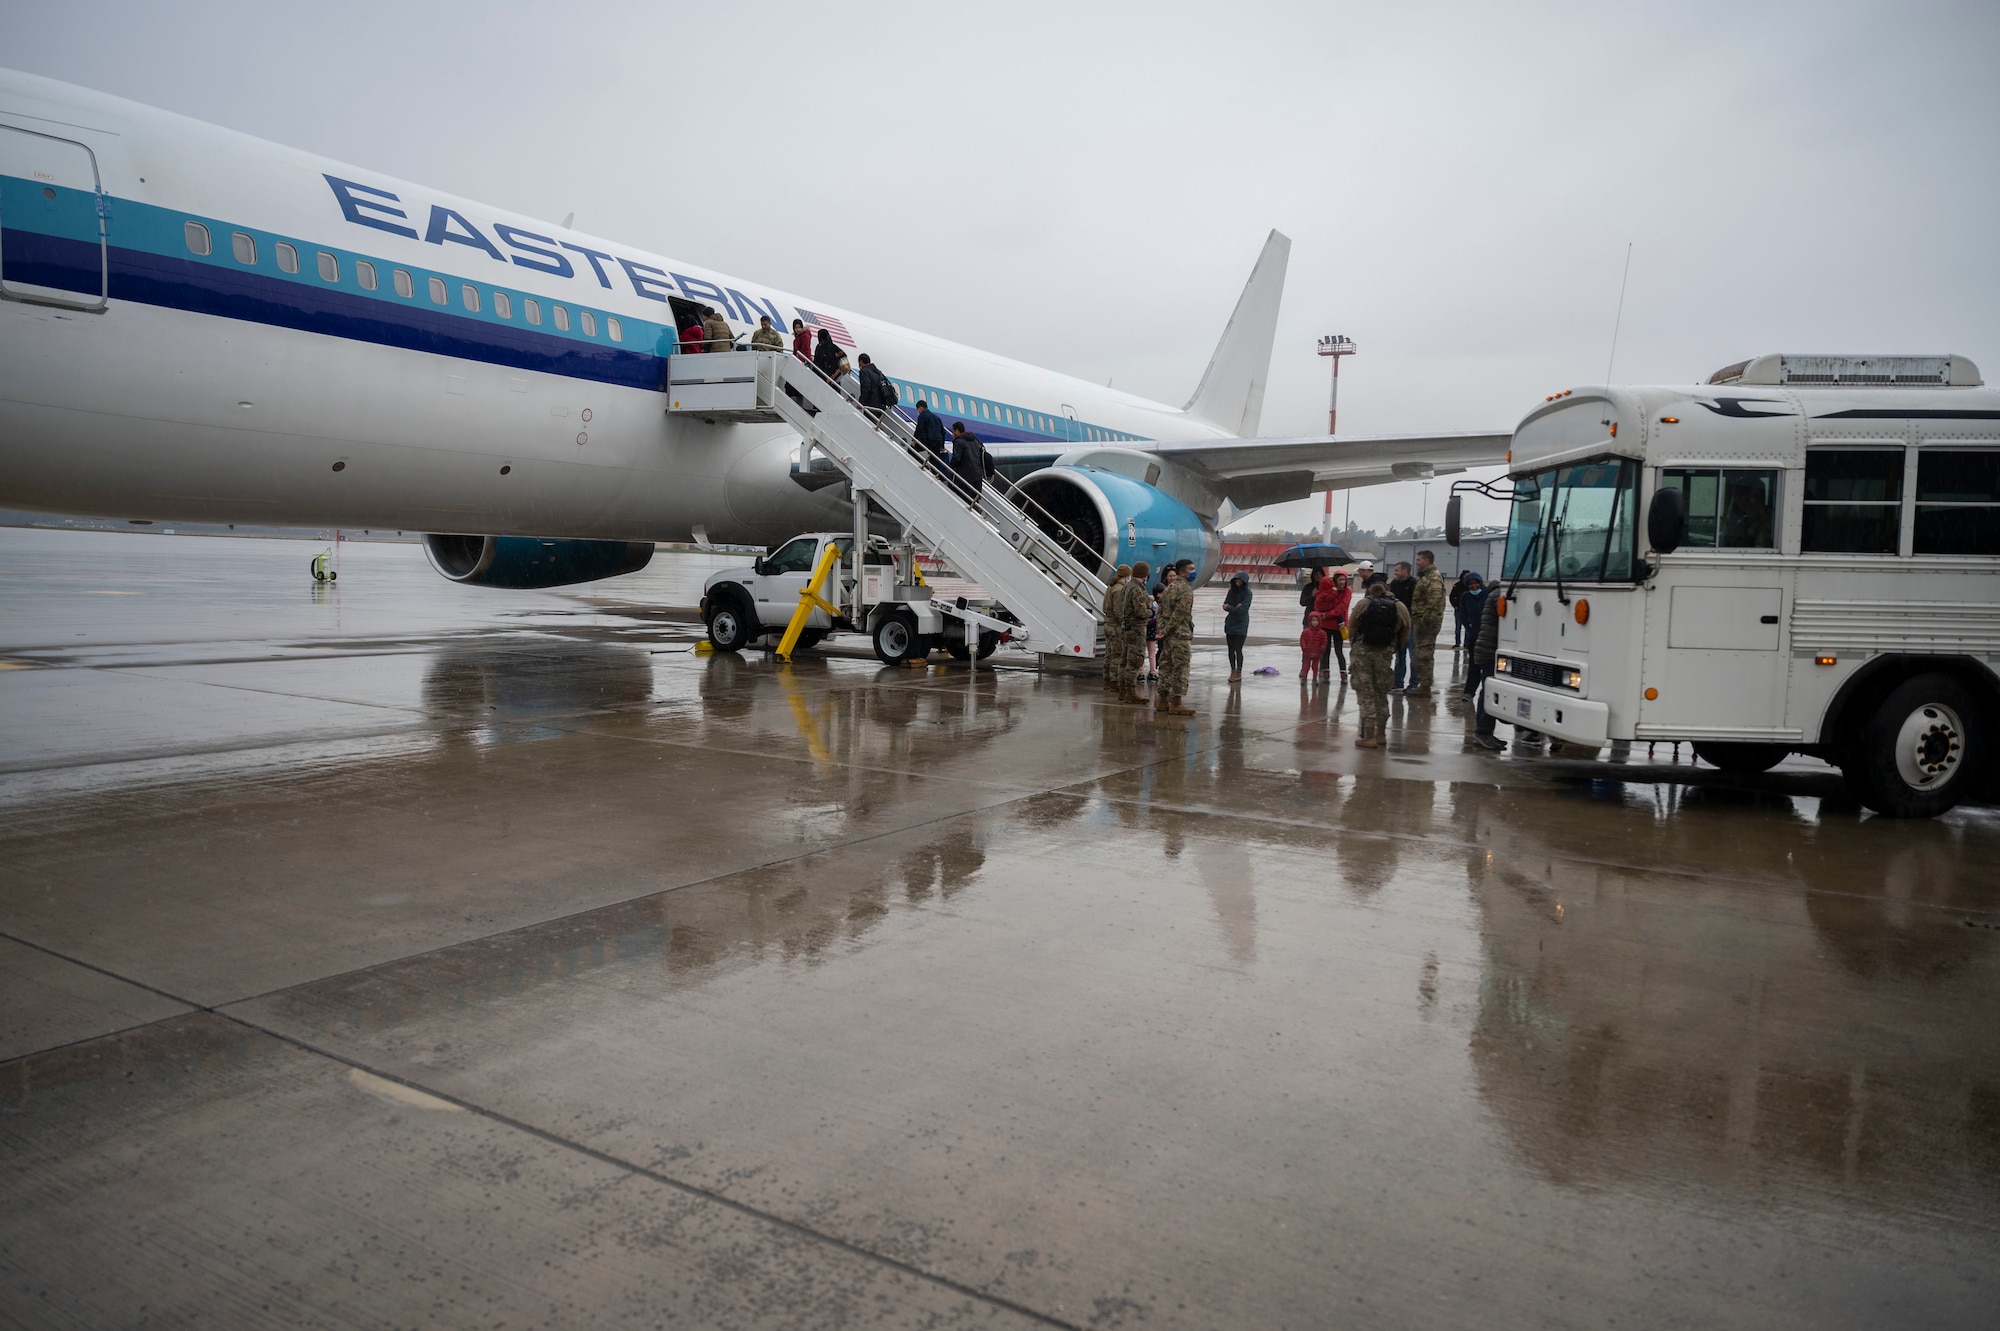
[1137, 431, 1513, 508]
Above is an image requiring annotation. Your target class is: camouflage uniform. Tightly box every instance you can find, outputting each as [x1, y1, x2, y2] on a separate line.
[1112, 577, 1153, 696]
[1100, 576, 1127, 687]
[1349, 591, 1410, 743]
[1409, 564, 1447, 693]
[1156, 578, 1195, 708]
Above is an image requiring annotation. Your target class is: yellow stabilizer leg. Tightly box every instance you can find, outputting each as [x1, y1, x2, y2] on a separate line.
[775, 543, 844, 661]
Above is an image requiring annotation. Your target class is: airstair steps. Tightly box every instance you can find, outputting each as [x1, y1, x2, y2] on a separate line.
[666, 351, 1106, 657]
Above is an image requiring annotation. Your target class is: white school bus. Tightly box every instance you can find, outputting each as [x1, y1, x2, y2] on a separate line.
[1447, 353, 2000, 818]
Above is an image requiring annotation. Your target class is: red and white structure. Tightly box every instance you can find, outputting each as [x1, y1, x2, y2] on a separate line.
[1316, 334, 1357, 540]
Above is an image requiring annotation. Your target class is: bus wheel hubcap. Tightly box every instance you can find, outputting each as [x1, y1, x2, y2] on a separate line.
[1895, 703, 1962, 789]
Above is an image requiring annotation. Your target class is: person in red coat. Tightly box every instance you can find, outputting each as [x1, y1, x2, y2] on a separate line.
[678, 316, 705, 354]
[791, 318, 813, 362]
[1300, 612, 1329, 682]
[1314, 569, 1354, 680]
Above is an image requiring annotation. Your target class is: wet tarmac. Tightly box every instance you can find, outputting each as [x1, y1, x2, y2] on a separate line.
[3, 527, 1997, 1329]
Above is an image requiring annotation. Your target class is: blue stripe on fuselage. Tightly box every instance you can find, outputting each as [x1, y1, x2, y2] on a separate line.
[2, 175, 1154, 433]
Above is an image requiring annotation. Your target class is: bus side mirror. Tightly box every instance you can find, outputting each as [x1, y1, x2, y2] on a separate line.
[1444, 495, 1462, 547]
[1647, 487, 1687, 555]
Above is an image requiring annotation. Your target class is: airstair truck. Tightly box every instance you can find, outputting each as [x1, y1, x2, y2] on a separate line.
[671, 350, 1106, 664]
[1447, 353, 1999, 817]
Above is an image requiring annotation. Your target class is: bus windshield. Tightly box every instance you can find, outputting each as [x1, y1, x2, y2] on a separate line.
[1502, 457, 1639, 582]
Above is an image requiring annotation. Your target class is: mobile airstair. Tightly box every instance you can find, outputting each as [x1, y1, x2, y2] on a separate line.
[666, 350, 1106, 658]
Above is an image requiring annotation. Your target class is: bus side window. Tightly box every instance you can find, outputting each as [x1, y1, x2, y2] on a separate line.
[1802, 449, 1902, 554]
[1719, 470, 1778, 548]
[1663, 468, 1778, 548]
[1914, 449, 2000, 555]
[1660, 470, 1720, 547]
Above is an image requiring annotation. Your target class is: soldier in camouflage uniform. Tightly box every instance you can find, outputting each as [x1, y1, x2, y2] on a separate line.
[1349, 582, 1410, 748]
[1155, 559, 1196, 716]
[1110, 561, 1152, 703]
[1101, 563, 1131, 693]
[1406, 549, 1447, 696]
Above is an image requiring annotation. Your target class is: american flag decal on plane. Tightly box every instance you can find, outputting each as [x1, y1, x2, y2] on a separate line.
[796, 307, 855, 348]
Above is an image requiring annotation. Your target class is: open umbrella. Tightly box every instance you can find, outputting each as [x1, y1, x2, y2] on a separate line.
[1271, 542, 1352, 569]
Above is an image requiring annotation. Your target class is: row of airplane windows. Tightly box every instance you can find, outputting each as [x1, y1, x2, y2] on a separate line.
[899, 387, 1132, 442]
[177, 219, 1135, 435]
[182, 221, 624, 342]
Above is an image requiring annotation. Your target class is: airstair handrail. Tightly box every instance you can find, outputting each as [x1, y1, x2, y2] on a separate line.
[794, 354, 1110, 582]
[742, 351, 1105, 652]
[771, 353, 1108, 604]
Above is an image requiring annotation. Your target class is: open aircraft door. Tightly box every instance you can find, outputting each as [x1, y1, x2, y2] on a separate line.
[0, 123, 109, 313]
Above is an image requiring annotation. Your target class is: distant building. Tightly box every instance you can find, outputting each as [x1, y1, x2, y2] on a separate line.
[1376, 531, 1507, 582]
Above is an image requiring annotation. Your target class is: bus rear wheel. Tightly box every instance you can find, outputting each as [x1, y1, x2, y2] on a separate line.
[1692, 741, 1789, 775]
[1842, 672, 1983, 818]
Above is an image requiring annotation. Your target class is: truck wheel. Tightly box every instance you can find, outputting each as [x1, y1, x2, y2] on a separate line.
[1693, 741, 1789, 775]
[706, 594, 756, 652]
[873, 610, 922, 664]
[1842, 672, 1982, 818]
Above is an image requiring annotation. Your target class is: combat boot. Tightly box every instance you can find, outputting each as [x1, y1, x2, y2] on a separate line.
[1168, 696, 1196, 716]
[1154, 693, 1170, 714]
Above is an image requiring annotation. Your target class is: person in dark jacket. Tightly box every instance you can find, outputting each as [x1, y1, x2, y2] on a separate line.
[812, 327, 843, 383]
[912, 398, 948, 471]
[1299, 568, 1324, 629]
[1448, 571, 1471, 646]
[1455, 574, 1487, 681]
[1388, 561, 1416, 689]
[1470, 584, 1503, 749]
[1222, 574, 1252, 681]
[856, 353, 895, 422]
[948, 421, 987, 499]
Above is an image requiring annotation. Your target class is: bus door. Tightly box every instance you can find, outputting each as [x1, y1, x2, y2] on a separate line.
[0, 124, 109, 313]
[1644, 470, 1791, 734]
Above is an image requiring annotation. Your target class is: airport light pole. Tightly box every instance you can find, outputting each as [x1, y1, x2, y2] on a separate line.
[1316, 335, 1357, 542]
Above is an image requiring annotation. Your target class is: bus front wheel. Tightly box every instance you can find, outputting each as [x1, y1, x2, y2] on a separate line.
[1842, 672, 1983, 818]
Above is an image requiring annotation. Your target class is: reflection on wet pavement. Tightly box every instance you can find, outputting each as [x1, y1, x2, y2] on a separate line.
[2, 528, 1997, 1328]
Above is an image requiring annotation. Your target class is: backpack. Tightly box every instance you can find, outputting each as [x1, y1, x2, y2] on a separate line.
[883, 378, 899, 406]
[1357, 595, 1400, 648]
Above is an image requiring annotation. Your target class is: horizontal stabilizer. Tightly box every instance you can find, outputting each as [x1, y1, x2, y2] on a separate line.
[1184, 230, 1290, 437]
[1146, 430, 1514, 507]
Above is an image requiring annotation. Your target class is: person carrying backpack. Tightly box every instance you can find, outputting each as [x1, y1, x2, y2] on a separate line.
[857, 353, 897, 423]
[1349, 582, 1409, 749]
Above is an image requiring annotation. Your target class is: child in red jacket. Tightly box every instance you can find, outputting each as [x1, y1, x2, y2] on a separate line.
[1300, 612, 1328, 681]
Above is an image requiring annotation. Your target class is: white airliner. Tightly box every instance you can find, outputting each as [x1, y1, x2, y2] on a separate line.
[0, 68, 1506, 589]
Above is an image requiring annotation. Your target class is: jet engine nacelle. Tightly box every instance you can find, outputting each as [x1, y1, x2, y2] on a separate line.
[423, 534, 654, 588]
[1013, 464, 1221, 586]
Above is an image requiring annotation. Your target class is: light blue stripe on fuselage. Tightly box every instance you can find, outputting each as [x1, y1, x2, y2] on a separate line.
[2, 174, 1153, 446]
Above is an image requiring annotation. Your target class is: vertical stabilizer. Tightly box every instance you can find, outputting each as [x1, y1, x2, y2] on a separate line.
[1184, 230, 1290, 437]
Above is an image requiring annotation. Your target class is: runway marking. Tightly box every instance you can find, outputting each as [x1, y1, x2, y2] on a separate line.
[347, 1066, 463, 1112]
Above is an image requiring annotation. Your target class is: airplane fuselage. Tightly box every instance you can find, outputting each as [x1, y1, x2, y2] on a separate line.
[0, 70, 1230, 548]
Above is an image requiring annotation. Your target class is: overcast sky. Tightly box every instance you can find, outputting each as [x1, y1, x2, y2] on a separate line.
[7, 1, 1995, 537]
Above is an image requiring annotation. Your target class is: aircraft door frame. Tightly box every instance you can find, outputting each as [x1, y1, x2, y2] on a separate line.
[1062, 404, 1078, 444]
[0, 123, 110, 314]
